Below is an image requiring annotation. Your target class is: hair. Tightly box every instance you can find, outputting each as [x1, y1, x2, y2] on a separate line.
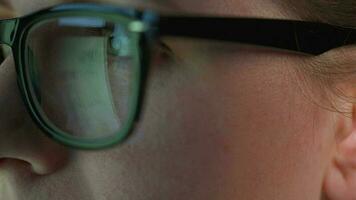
[299, 0, 356, 28]
[277, 0, 356, 116]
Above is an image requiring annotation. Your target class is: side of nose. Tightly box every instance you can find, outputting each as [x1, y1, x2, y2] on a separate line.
[0, 54, 70, 175]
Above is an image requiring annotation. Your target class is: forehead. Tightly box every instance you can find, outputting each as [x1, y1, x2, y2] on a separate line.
[8, 0, 177, 15]
[6, 0, 299, 20]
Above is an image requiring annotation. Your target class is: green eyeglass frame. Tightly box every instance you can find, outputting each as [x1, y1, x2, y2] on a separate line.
[1, 2, 356, 150]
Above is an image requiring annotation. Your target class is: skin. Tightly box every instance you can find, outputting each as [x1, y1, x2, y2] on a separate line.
[1, 0, 356, 199]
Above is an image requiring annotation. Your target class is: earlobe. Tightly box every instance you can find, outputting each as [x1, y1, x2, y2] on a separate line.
[323, 130, 356, 200]
[323, 159, 347, 200]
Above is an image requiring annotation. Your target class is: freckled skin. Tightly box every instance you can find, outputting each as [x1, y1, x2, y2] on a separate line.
[0, 0, 342, 200]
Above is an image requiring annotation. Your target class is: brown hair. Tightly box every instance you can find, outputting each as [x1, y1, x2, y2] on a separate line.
[280, 1, 355, 27]
[279, 1, 356, 115]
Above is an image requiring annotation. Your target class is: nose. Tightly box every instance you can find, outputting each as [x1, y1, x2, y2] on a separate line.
[0, 53, 70, 175]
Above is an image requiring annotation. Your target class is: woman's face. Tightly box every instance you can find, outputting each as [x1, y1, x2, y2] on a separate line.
[0, 0, 341, 199]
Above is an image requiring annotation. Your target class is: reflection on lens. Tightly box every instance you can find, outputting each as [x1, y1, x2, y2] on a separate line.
[25, 16, 137, 140]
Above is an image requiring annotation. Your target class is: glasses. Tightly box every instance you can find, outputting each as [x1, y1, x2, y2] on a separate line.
[0, 2, 355, 150]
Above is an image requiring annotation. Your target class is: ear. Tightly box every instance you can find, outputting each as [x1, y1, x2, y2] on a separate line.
[323, 104, 356, 200]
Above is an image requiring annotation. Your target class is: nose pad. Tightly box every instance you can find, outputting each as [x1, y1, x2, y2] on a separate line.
[0, 53, 70, 175]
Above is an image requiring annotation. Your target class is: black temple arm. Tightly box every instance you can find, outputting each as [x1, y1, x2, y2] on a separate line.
[158, 16, 356, 55]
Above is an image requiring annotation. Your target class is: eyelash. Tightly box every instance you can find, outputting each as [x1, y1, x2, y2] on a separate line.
[157, 40, 175, 59]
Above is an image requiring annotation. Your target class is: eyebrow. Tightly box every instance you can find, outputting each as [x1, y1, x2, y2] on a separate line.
[0, 0, 10, 6]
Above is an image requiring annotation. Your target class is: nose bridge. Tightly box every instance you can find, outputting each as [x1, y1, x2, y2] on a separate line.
[0, 18, 18, 46]
[0, 41, 69, 176]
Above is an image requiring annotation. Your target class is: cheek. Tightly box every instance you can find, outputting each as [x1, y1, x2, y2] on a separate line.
[80, 49, 334, 199]
[144, 53, 332, 198]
